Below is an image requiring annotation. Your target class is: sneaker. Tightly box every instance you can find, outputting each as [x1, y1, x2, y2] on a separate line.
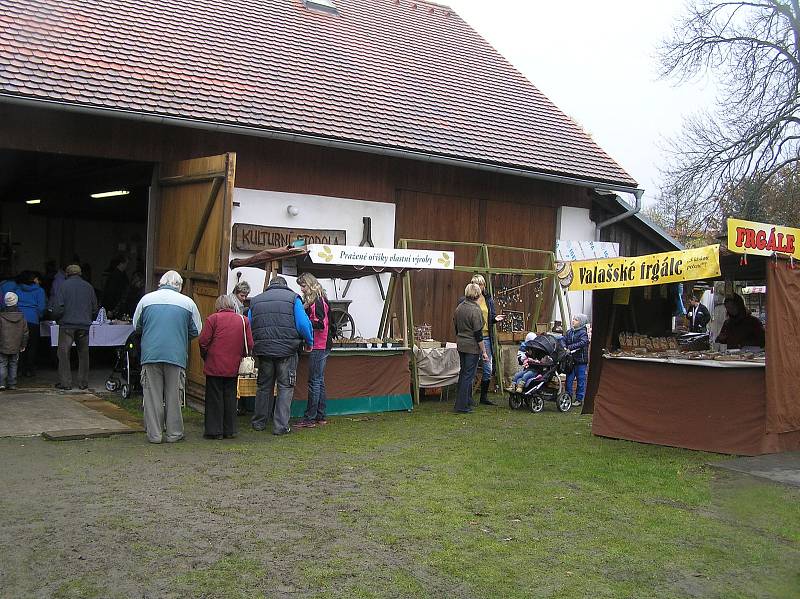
[54, 383, 72, 390]
[294, 420, 316, 429]
[0, 386, 5, 391]
[272, 428, 291, 436]
[572, 400, 583, 407]
[315, 419, 328, 426]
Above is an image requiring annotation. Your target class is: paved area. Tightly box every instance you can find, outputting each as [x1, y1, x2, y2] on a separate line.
[0, 389, 139, 438]
[712, 452, 800, 487]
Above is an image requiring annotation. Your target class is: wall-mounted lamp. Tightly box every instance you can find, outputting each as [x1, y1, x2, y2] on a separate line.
[287, 205, 300, 217]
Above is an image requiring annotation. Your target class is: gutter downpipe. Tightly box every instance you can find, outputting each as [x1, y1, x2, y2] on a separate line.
[0, 94, 645, 201]
[594, 188, 644, 241]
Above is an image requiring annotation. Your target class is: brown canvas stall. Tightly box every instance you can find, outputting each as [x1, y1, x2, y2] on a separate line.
[588, 254, 800, 455]
[149, 153, 236, 399]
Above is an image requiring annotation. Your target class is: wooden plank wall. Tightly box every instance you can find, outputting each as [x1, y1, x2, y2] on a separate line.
[0, 103, 593, 337]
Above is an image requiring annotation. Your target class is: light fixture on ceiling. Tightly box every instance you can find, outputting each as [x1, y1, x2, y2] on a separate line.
[91, 190, 130, 199]
[25, 199, 42, 205]
[287, 205, 300, 217]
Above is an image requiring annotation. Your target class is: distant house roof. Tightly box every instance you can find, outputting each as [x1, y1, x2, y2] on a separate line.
[594, 193, 684, 252]
[0, 0, 638, 188]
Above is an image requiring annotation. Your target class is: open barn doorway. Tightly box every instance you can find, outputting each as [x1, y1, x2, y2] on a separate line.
[0, 148, 153, 392]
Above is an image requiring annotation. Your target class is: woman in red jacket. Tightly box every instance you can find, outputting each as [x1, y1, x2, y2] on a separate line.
[198, 294, 254, 439]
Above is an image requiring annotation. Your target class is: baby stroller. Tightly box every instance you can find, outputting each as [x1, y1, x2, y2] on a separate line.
[508, 334, 575, 413]
[105, 331, 142, 400]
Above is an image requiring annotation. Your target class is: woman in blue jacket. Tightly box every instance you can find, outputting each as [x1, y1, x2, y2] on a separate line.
[564, 313, 590, 407]
[15, 271, 46, 377]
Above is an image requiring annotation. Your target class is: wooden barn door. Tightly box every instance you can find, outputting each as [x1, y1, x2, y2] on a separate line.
[147, 153, 236, 400]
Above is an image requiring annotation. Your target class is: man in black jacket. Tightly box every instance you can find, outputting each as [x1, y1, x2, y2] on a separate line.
[51, 264, 98, 390]
[686, 296, 711, 333]
[249, 277, 313, 435]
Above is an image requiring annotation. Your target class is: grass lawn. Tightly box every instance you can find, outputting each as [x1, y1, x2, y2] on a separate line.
[1, 394, 798, 598]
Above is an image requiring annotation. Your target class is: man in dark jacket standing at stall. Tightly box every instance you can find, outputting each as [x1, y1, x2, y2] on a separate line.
[250, 276, 313, 436]
[51, 264, 97, 390]
[686, 295, 711, 333]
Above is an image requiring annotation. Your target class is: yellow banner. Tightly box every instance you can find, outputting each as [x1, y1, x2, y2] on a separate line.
[563, 245, 721, 291]
[727, 218, 800, 259]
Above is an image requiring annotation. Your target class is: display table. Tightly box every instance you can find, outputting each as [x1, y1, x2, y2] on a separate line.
[412, 345, 460, 388]
[591, 356, 800, 455]
[289, 348, 412, 417]
[40, 322, 135, 347]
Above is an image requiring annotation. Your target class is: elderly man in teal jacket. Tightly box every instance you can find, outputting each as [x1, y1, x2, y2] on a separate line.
[133, 270, 202, 444]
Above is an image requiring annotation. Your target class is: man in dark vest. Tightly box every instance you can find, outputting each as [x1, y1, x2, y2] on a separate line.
[686, 295, 711, 333]
[249, 276, 313, 435]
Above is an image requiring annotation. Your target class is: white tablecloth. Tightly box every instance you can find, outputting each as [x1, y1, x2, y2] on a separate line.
[40, 322, 135, 347]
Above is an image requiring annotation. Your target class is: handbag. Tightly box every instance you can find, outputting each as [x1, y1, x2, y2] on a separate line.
[238, 315, 255, 377]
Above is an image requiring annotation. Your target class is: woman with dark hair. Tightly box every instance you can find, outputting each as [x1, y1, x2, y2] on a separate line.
[14, 271, 45, 377]
[453, 283, 490, 414]
[716, 294, 765, 349]
[198, 294, 254, 439]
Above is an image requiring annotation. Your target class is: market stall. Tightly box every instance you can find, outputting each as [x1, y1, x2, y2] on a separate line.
[381, 240, 567, 403]
[230, 243, 456, 416]
[583, 222, 800, 455]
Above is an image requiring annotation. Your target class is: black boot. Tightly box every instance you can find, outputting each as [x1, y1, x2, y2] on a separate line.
[479, 380, 495, 405]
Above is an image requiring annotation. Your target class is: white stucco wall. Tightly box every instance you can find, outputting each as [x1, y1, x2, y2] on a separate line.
[555, 206, 596, 321]
[229, 189, 395, 338]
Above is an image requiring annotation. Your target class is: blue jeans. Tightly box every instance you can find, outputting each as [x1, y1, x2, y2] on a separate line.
[304, 349, 330, 421]
[455, 352, 480, 412]
[565, 363, 587, 402]
[478, 335, 492, 382]
[0, 353, 19, 387]
[513, 369, 535, 387]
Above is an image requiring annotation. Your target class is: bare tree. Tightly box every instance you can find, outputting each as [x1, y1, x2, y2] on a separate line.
[657, 1, 800, 226]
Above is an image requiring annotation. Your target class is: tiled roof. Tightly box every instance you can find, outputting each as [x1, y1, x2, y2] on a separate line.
[0, 0, 638, 187]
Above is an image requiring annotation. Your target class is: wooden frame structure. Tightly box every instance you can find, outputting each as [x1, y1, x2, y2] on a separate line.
[379, 240, 568, 403]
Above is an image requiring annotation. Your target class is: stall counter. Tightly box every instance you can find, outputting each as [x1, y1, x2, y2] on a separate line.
[290, 348, 412, 417]
[592, 354, 783, 455]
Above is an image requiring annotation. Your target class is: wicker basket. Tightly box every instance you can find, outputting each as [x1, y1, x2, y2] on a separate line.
[237, 376, 257, 398]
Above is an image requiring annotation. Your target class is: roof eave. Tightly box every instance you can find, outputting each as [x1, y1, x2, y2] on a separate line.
[0, 93, 643, 197]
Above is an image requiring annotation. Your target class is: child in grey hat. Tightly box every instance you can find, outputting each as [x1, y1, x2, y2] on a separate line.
[0, 292, 29, 390]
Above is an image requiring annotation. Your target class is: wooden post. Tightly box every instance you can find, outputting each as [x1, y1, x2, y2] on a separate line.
[403, 271, 420, 405]
[555, 279, 568, 329]
[378, 273, 397, 339]
[481, 244, 503, 391]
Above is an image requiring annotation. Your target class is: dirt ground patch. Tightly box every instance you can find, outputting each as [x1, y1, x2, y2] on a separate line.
[0, 401, 797, 598]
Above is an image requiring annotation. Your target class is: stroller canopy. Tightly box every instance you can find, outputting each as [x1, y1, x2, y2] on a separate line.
[525, 334, 559, 357]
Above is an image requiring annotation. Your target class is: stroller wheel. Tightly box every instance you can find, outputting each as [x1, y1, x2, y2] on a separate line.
[556, 392, 572, 412]
[105, 379, 119, 392]
[121, 384, 131, 399]
[508, 393, 523, 410]
[529, 396, 544, 413]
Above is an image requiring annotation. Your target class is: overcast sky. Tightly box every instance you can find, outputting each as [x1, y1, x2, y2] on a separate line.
[444, 0, 715, 206]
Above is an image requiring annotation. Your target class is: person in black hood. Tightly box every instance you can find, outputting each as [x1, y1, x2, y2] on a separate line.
[102, 256, 129, 318]
[0, 292, 29, 390]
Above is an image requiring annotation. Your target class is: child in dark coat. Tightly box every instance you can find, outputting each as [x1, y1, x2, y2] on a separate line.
[0, 292, 30, 390]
